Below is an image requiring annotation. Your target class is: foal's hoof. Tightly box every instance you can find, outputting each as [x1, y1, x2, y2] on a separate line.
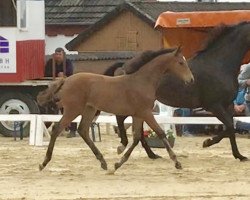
[117, 145, 126, 155]
[202, 138, 212, 148]
[114, 162, 120, 170]
[101, 163, 108, 170]
[175, 161, 182, 169]
[39, 164, 44, 171]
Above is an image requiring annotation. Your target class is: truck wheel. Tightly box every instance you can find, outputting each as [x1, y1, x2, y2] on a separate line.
[0, 92, 40, 137]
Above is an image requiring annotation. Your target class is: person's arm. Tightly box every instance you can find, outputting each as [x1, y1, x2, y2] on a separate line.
[234, 88, 246, 107]
[65, 59, 73, 76]
[238, 75, 248, 88]
[238, 64, 250, 88]
[44, 59, 53, 77]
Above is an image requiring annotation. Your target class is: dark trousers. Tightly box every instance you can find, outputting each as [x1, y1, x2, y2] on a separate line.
[68, 122, 77, 132]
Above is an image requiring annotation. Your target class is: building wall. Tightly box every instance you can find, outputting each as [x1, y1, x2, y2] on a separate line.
[45, 35, 78, 55]
[73, 10, 163, 73]
[76, 10, 162, 52]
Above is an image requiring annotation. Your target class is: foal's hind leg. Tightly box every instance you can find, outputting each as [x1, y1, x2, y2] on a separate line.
[116, 115, 160, 159]
[78, 106, 108, 170]
[114, 117, 142, 171]
[39, 110, 78, 171]
[140, 130, 161, 159]
[116, 115, 129, 154]
[145, 113, 181, 169]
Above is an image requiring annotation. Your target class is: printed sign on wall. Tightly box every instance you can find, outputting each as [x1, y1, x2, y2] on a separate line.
[0, 28, 16, 73]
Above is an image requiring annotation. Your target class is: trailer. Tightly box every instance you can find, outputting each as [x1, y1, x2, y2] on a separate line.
[0, 0, 50, 137]
[155, 10, 250, 61]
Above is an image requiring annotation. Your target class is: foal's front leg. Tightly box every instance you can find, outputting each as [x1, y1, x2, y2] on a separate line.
[39, 114, 73, 171]
[145, 113, 182, 169]
[78, 106, 108, 170]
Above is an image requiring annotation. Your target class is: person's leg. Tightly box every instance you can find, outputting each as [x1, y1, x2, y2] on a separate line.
[66, 122, 77, 138]
[181, 108, 192, 136]
[235, 102, 250, 132]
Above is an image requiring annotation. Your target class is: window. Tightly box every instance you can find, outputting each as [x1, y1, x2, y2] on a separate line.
[0, 0, 17, 26]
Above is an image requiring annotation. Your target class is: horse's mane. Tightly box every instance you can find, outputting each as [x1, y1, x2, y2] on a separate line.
[103, 48, 176, 76]
[196, 21, 249, 55]
[123, 48, 176, 74]
[103, 62, 124, 76]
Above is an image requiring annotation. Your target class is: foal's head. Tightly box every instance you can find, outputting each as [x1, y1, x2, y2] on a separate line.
[166, 47, 194, 84]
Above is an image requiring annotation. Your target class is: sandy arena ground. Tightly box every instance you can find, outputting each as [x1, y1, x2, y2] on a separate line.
[0, 127, 250, 200]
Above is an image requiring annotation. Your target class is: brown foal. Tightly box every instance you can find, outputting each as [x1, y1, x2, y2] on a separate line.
[38, 47, 194, 172]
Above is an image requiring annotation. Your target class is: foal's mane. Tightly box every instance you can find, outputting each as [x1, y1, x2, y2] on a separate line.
[103, 48, 176, 76]
[123, 48, 176, 74]
[196, 21, 249, 56]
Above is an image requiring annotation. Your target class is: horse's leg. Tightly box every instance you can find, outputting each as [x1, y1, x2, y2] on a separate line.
[78, 106, 108, 170]
[144, 113, 182, 169]
[203, 105, 248, 161]
[203, 105, 232, 147]
[140, 129, 161, 159]
[114, 117, 142, 171]
[39, 110, 78, 171]
[116, 115, 160, 159]
[116, 115, 129, 154]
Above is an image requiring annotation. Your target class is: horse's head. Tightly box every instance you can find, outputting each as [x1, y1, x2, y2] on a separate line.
[37, 89, 52, 107]
[37, 78, 65, 107]
[167, 47, 194, 84]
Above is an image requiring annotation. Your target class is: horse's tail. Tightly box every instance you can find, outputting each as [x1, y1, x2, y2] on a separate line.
[103, 62, 124, 76]
[37, 78, 65, 107]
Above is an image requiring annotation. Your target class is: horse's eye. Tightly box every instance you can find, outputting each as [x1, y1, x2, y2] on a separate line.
[179, 61, 184, 65]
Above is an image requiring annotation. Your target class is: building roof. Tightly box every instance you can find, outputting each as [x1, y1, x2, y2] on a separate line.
[65, 1, 250, 50]
[45, 0, 125, 25]
[45, 0, 150, 25]
[65, 2, 156, 50]
[46, 51, 137, 61]
[69, 51, 137, 61]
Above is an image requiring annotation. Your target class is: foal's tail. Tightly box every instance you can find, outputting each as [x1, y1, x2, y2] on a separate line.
[37, 78, 65, 107]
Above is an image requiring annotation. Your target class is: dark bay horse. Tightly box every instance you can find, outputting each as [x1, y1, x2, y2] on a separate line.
[37, 47, 194, 172]
[107, 21, 250, 161]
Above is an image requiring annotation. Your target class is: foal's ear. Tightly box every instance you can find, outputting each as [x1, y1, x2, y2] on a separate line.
[173, 46, 182, 56]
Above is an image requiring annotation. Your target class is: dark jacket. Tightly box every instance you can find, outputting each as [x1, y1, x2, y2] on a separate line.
[44, 58, 73, 77]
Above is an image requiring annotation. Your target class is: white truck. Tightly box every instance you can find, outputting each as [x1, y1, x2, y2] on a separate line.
[0, 0, 50, 136]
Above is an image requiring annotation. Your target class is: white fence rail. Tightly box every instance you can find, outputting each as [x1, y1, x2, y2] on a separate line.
[1, 114, 250, 146]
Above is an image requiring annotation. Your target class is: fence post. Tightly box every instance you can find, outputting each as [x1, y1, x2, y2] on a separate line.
[29, 115, 37, 145]
[35, 115, 44, 146]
